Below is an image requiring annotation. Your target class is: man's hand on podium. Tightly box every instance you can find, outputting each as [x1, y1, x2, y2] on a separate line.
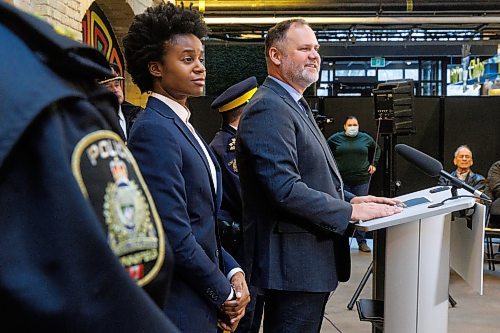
[350, 196, 403, 222]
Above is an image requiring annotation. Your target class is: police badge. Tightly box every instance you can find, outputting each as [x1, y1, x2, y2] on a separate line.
[71, 130, 165, 286]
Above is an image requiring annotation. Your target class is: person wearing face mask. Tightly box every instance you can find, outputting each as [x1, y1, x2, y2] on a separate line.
[327, 116, 381, 253]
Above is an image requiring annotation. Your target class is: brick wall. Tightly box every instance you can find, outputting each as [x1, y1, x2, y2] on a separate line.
[13, 0, 82, 40]
[11, 0, 162, 106]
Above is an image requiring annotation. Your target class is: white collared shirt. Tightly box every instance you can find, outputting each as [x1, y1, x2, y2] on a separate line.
[456, 170, 470, 181]
[118, 105, 127, 140]
[151, 93, 217, 194]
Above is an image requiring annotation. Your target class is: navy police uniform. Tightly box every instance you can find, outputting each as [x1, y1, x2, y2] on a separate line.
[0, 3, 178, 332]
[98, 63, 144, 139]
[209, 77, 258, 260]
[209, 77, 261, 333]
[98, 63, 128, 140]
[122, 100, 144, 132]
[210, 125, 242, 255]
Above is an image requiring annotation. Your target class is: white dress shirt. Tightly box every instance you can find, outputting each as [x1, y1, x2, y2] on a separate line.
[118, 105, 127, 140]
[151, 93, 217, 194]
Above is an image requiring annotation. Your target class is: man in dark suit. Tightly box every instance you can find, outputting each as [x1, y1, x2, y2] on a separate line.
[210, 77, 264, 333]
[123, 3, 249, 332]
[236, 19, 402, 333]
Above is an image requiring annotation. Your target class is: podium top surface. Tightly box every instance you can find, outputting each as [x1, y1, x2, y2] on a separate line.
[356, 186, 476, 231]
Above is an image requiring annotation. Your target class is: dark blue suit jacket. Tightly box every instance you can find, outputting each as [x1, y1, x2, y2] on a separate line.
[128, 96, 239, 332]
[236, 77, 354, 292]
[209, 124, 242, 224]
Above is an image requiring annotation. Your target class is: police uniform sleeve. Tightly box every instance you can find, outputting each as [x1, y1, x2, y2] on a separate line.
[0, 101, 179, 333]
[0, 4, 179, 331]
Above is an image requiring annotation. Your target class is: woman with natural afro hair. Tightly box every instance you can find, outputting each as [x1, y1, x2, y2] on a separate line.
[123, 2, 250, 332]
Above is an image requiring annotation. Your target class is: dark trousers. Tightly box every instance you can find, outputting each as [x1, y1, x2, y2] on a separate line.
[250, 292, 264, 333]
[344, 182, 370, 245]
[235, 286, 264, 333]
[262, 289, 329, 333]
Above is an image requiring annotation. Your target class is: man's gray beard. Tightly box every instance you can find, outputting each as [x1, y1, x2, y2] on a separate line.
[281, 55, 320, 88]
[294, 70, 319, 89]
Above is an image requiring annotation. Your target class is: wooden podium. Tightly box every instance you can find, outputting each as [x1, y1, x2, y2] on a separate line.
[356, 186, 486, 333]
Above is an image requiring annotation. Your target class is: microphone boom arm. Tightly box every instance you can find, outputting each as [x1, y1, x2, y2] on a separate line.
[439, 170, 491, 201]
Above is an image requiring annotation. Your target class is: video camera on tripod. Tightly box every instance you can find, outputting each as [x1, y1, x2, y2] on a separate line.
[305, 96, 333, 132]
[311, 108, 333, 131]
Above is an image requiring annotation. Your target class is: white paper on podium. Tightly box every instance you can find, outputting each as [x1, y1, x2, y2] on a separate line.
[356, 187, 476, 232]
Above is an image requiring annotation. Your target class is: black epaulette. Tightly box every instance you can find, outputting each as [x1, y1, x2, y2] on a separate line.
[0, 1, 112, 81]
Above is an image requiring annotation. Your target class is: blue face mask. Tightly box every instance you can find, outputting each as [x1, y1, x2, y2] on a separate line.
[345, 126, 359, 137]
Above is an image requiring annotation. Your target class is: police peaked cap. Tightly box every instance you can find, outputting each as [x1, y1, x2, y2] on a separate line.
[98, 63, 124, 84]
[211, 76, 258, 113]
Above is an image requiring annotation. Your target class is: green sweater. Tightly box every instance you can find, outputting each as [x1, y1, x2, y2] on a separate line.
[327, 131, 381, 185]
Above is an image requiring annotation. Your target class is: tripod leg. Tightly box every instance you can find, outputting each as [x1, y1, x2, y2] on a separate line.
[347, 261, 373, 310]
[487, 236, 492, 271]
[449, 294, 457, 307]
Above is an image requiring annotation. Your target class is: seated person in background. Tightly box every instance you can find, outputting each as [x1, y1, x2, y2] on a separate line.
[438, 145, 487, 192]
[488, 160, 500, 201]
[487, 160, 500, 227]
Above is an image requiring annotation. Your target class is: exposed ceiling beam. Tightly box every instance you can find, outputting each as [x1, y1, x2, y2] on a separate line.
[205, 16, 500, 25]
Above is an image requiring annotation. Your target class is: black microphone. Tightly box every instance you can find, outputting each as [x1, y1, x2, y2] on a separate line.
[395, 144, 491, 201]
[394, 144, 442, 177]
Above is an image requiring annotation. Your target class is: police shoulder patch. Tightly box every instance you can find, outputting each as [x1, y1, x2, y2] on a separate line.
[71, 130, 165, 287]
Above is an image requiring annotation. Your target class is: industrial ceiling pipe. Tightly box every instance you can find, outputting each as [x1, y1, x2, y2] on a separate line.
[204, 16, 500, 25]
[179, 0, 500, 13]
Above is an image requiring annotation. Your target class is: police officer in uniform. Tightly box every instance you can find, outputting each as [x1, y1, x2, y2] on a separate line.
[209, 77, 263, 333]
[209, 77, 258, 258]
[98, 63, 144, 141]
[98, 63, 128, 141]
[0, 3, 178, 332]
